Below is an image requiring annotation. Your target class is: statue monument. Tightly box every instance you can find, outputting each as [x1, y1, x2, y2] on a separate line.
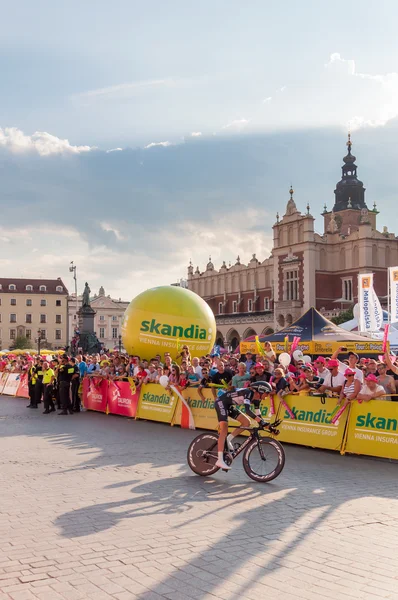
[77, 282, 101, 354]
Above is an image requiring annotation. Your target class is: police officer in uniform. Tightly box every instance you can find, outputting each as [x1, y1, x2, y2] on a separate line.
[70, 358, 81, 412]
[34, 358, 44, 407]
[58, 355, 75, 415]
[27, 361, 37, 408]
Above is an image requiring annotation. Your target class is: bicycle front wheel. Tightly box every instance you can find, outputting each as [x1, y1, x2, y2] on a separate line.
[242, 437, 285, 483]
[187, 433, 220, 476]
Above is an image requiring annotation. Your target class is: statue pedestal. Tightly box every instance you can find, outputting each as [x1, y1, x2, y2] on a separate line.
[77, 306, 101, 354]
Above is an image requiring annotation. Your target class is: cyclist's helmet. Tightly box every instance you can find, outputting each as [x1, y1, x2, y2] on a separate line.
[249, 380, 272, 395]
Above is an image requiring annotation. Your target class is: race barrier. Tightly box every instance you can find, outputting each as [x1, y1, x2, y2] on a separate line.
[343, 400, 398, 460]
[136, 383, 177, 424]
[3, 375, 397, 461]
[2, 373, 20, 396]
[276, 394, 350, 452]
[107, 379, 139, 418]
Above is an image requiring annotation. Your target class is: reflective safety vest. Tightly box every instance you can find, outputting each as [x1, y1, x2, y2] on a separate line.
[29, 366, 37, 385]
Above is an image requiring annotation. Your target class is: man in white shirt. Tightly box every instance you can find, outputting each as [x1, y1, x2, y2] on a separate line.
[313, 356, 329, 380]
[357, 374, 386, 401]
[192, 357, 202, 378]
[331, 348, 363, 383]
[318, 359, 345, 396]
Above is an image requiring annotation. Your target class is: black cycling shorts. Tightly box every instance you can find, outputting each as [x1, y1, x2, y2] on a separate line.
[214, 396, 242, 423]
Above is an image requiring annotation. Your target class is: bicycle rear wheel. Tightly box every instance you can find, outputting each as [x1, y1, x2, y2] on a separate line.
[242, 437, 285, 483]
[187, 433, 220, 476]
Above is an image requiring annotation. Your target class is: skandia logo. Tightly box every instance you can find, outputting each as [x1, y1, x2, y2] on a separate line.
[284, 407, 334, 423]
[140, 319, 209, 340]
[142, 392, 171, 405]
[356, 413, 398, 431]
[187, 398, 215, 409]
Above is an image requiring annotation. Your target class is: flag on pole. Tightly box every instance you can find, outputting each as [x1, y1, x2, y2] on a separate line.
[389, 267, 398, 322]
[358, 273, 383, 332]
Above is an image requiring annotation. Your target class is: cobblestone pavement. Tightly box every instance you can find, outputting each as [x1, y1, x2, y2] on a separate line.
[0, 396, 398, 600]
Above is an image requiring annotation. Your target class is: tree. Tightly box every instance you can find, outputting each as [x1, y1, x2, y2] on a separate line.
[331, 307, 354, 326]
[12, 336, 32, 350]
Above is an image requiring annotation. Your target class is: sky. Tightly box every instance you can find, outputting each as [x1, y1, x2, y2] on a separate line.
[1, 0, 398, 300]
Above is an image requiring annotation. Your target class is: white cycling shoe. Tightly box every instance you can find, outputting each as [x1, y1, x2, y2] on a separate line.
[215, 458, 231, 470]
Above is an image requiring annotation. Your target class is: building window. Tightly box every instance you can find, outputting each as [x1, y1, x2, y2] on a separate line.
[285, 270, 299, 301]
[56, 285, 63, 292]
[25, 314, 32, 324]
[10, 314, 16, 323]
[112, 316, 118, 321]
[9, 284, 16, 291]
[73, 315, 77, 320]
[56, 300, 61, 307]
[55, 329, 62, 340]
[99, 327, 105, 338]
[26, 299, 32, 306]
[112, 327, 118, 339]
[99, 315, 105, 322]
[10, 298, 16, 306]
[39, 285, 46, 292]
[40, 314, 46, 324]
[26, 329, 31, 339]
[232, 301, 237, 313]
[55, 315, 62, 324]
[218, 302, 223, 315]
[264, 298, 270, 310]
[342, 278, 353, 302]
[40, 330, 46, 340]
[40, 299, 46, 307]
[10, 329, 16, 340]
[26, 285, 33, 291]
[248, 299, 253, 312]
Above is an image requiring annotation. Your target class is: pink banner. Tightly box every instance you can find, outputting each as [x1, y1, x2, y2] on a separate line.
[107, 379, 139, 418]
[82, 377, 108, 412]
[16, 373, 30, 399]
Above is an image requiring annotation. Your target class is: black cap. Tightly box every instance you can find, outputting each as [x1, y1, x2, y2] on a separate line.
[348, 351, 359, 360]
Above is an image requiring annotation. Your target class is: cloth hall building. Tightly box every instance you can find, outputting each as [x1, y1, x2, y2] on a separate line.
[187, 136, 398, 350]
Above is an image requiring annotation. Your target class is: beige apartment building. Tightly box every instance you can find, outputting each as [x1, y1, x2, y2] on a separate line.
[0, 278, 69, 350]
[68, 286, 129, 349]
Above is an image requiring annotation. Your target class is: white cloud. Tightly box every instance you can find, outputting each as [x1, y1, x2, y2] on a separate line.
[0, 127, 93, 156]
[222, 119, 250, 130]
[106, 147, 123, 153]
[191, 132, 202, 137]
[263, 97, 272, 103]
[325, 52, 398, 127]
[100, 222, 125, 241]
[144, 141, 173, 149]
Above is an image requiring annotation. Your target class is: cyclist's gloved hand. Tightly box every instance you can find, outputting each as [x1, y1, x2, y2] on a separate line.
[259, 419, 269, 428]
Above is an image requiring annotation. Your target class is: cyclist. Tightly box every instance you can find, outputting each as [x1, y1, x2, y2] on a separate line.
[214, 380, 272, 470]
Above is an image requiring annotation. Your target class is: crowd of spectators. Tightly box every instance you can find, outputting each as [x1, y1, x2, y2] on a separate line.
[1, 342, 398, 416]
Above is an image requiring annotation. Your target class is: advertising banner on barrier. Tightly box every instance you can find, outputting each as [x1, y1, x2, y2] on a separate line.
[107, 379, 139, 418]
[0, 372, 9, 394]
[16, 373, 29, 399]
[173, 389, 279, 430]
[344, 400, 398, 460]
[136, 383, 177, 423]
[82, 377, 108, 412]
[2, 373, 20, 396]
[276, 395, 348, 451]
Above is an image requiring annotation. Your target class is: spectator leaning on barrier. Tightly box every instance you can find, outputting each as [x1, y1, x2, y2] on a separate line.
[231, 362, 251, 389]
[377, 363, 396, 400]
[339, 368, 361, 403]
[318, 359, 345, 397]
[357, 374, 386, 402]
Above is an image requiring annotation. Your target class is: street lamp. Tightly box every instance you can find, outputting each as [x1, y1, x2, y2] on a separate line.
[69, 261, 78, 332]
[37, 328, 42, 355]
[118, 334, 122, 353]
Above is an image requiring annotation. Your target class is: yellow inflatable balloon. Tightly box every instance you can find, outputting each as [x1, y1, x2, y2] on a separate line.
[122, 286, 216, 359]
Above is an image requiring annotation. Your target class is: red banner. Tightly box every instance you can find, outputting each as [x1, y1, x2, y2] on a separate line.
[16, 373, 29, 399]
[82, 377, 108, 412]
[107, 379, 139, 418]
